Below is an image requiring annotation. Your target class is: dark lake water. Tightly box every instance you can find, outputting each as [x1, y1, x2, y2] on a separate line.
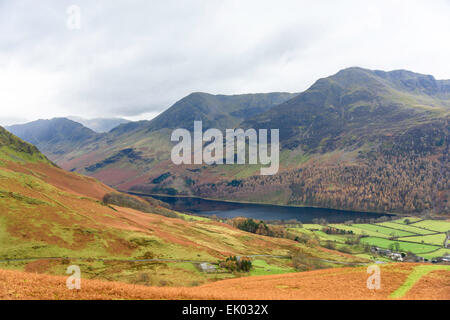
[141, 194, 392, 223]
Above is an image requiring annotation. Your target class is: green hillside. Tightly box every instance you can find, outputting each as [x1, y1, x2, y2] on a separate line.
[0, 127, 370, 286]
[0, 126, 49, 163]
[148, 92, 298, 131]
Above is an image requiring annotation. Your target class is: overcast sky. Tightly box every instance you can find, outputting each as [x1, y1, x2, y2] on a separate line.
[1, 0, 450, 126]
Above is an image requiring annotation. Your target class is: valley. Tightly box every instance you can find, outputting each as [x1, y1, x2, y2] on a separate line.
[3, 0, 450, 304]
[1, 67, 449, 300]
[7, 68, 449, 215]
[0, 126, 370, 288]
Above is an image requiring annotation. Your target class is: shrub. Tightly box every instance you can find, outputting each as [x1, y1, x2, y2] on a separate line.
[219, 256, 252, 273]
[238, 257, 252, 272]
[152, 172, 171, 184]
[236, 218, 260, 233]
[227, 179, 242, 187]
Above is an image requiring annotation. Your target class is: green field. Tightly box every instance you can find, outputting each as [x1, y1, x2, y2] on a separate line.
[314, 231, 349, 243]
[411, 220, 450, 233]
[360, 237, 439, 254]
[398, 233, 447, 246]
[328, 224, 389, 238]
[312, 218, 450, 259]
[392, 217, 422, 224]
[288, 227, 349, 243]
[376, 221, 433, 235]
[420, 248, 450, 259]
[355, 224, 414, 237]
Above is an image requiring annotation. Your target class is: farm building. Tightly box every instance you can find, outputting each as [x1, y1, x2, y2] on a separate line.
[389, 253, 403, 261]
[371, 247, 392, 256]
[198, 263, 217, 273]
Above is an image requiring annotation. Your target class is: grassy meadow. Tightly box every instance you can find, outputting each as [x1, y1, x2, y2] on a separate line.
[287, 217, 449, 260]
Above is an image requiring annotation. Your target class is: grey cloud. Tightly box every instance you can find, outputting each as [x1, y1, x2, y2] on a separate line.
[0, 0, 450, 125]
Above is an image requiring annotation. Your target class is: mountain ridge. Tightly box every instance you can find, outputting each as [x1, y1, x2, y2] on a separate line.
[6, 67, 449, 214]
[243, 67, 449, 152]
[145, 91, 299, 132]
[5, 118, 103, 162]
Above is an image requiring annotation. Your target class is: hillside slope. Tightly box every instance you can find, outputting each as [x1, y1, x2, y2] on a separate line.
[1, 263, 448, 300]
[6, 118, 103, 163]
[147, 92, 298, 131]
[1, 126, 364, 286]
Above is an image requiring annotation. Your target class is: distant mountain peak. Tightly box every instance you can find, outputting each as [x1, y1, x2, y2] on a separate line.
[5, 118, 101, 161]
[67, 116, 131, 133]
[146, 91, 299, 132]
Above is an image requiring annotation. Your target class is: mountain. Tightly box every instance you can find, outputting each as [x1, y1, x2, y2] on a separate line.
[5, 118, 103, 163]
[133, 68, 450, 214]
[6, 68, 449, 215]
[7, 92, 298, 187]
[194, 68, 449, 213]
[146, 92, 298, 131]
[244, 67, 449, 152]
[67, 116, 131, 133]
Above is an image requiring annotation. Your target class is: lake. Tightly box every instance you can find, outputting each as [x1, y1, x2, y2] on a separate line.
[140, 194, 393, 223]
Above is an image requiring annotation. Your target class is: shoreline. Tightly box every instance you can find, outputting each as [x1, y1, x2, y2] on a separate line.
[125, 190, 398, 218]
